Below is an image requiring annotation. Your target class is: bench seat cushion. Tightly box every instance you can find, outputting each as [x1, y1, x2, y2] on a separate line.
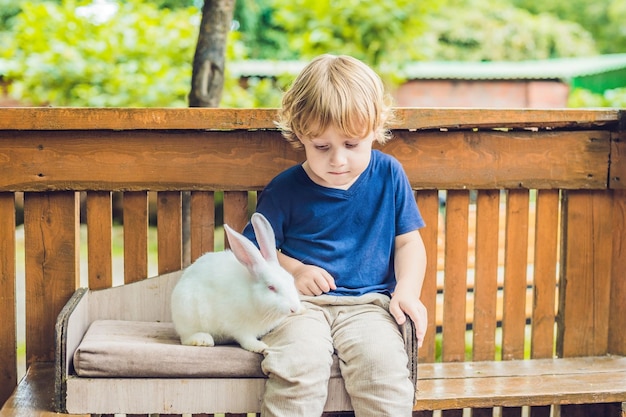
[73, 320, 342, 379]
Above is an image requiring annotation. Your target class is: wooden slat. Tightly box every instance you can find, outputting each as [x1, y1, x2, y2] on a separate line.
[414, 356, 626, 411]
[0, 108, 620, 131]
[223, 191, 249, 249]
[559, 191, 613, 357]
[0, 130, 610, 192]
[419, 354, 626, 379]
[123, 191, 149, 283]
[0, 192, 16, 406]
[472, 190, 501, 362]
[23, 192, 79, 366]
[442, 190, 469, 362]
[501, 189, 529, 361]
[416, 190, 440, 364]
[503, 187, 526, 417]
[0, 130, 302, 193]
[609, 189, 626, 355]
[530, 190, 559, 359]
[63, 374, 351, 414]
[394, 108, 621, 131]
[157, 191, 182, 275]
[414, 190, 438, 417]
[86, 191, 113, 290]
[390, 130, 610, 190]
[190, 191, 215, 261]
[610, 129, 625, 189]
[529, 190, 559, 417]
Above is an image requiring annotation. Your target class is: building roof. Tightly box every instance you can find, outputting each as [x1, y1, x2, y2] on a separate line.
[229, 54, 626, 93]
[400, 54, 626, 81]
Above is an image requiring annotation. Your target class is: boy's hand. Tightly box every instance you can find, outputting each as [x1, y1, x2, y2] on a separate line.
[389, 291, 427, 348]
[292, 264, 337, 296]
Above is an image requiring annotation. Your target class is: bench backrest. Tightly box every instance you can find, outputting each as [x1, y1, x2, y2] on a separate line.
[1, 107, 625, 406]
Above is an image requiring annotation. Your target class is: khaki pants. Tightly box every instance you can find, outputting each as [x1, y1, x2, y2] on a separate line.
[260, 293, 415, 417]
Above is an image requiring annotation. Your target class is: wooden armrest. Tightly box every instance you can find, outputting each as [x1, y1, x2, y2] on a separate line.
[401, 317, 418, 389]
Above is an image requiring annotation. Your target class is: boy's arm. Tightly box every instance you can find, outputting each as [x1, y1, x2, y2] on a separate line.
[277, 251, 336, 296]
[390, 229, 428, 347]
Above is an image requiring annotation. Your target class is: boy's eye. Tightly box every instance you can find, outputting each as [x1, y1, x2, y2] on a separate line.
[345, 142, 359, 149]
[314, 144, 329, 151]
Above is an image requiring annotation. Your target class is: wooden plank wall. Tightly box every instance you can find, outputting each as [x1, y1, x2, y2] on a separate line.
[0, 108, 624, 417]
[0, 192, 16, 405]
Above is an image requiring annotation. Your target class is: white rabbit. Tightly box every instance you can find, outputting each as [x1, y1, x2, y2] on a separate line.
[171, 212, 302, 353]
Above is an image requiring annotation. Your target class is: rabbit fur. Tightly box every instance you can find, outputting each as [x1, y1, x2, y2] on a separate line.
[171, 212, 302, 353]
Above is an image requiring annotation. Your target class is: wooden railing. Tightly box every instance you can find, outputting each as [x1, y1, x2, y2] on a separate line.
[0, 107, 625, 416]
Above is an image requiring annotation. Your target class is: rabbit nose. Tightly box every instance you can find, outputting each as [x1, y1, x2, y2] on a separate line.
[290, 303, 302, 314]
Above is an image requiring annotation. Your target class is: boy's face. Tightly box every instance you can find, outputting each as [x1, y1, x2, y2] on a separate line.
[301, 125, 374, 190]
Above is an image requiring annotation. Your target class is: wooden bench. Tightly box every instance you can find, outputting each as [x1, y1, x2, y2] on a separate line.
[1, 107, 625, 417]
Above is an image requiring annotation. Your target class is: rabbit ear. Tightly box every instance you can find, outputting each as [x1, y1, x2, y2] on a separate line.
[224, 223, 266, 274]
[250, 213, 279, 263]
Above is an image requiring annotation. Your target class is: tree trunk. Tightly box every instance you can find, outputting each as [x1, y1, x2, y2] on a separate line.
[186, 0, 235, 265]
[188, 0, 235, 107]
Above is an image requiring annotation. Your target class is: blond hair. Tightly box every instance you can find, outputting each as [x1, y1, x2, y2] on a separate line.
[275, 54, 394, 149]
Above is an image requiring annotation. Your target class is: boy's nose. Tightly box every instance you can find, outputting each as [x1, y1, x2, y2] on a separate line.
[329, 149, 347, 166]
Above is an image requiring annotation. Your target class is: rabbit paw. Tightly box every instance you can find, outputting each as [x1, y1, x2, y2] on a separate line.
[183, 332, 215, 347]
[238, 338, 268, 353]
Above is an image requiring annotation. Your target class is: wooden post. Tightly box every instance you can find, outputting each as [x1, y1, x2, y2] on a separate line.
[0, 192, 16, 406]
[23, 192, 80, 366]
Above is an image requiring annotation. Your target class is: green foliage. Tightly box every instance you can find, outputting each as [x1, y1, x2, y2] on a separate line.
[268, 0, 441, 82]
[2, 0, 621, 108]
[271, 0, 434, 63]
[220, 31, 285, 108]
[4, 0, 199, 106]
[511, 0, 626, 54]
[2, 0, 281, 107]
[234, 0, 599, 66]
[568, 87, 626, 108]
[152, 0, 201, 9]
[233, 0, 296, 60]
[0, 0, 24, 31]
[422, 0, 597, 61]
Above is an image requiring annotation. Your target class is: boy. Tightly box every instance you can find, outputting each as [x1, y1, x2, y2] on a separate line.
[243, 54, 427, 417]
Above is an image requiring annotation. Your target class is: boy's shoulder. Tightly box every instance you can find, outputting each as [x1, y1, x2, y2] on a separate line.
[267, 163, 306, 188]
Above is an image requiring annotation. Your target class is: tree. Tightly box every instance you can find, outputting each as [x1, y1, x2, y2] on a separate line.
[420, 0, 597, 61]
[2, 0, 199, 106]
[511, 0, 626, 54]
[269, 0, 440, 82]
[233, 0, 296, 60]
[236, 0, 598, 82]
[1, 0, 274, 107]
[2, 0, 620, 109]
[188, 0, 236, 107]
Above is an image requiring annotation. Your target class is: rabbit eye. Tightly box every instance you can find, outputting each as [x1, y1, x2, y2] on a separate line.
[268, 285, 276, 292]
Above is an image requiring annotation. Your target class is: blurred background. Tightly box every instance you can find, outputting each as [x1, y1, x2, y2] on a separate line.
[1, 0, 625, 109]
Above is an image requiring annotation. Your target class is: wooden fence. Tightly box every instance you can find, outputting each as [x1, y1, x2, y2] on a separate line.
[0, 107, 625, 416]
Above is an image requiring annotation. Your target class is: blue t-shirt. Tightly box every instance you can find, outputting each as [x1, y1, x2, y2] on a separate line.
[242, 150, 425, 296]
